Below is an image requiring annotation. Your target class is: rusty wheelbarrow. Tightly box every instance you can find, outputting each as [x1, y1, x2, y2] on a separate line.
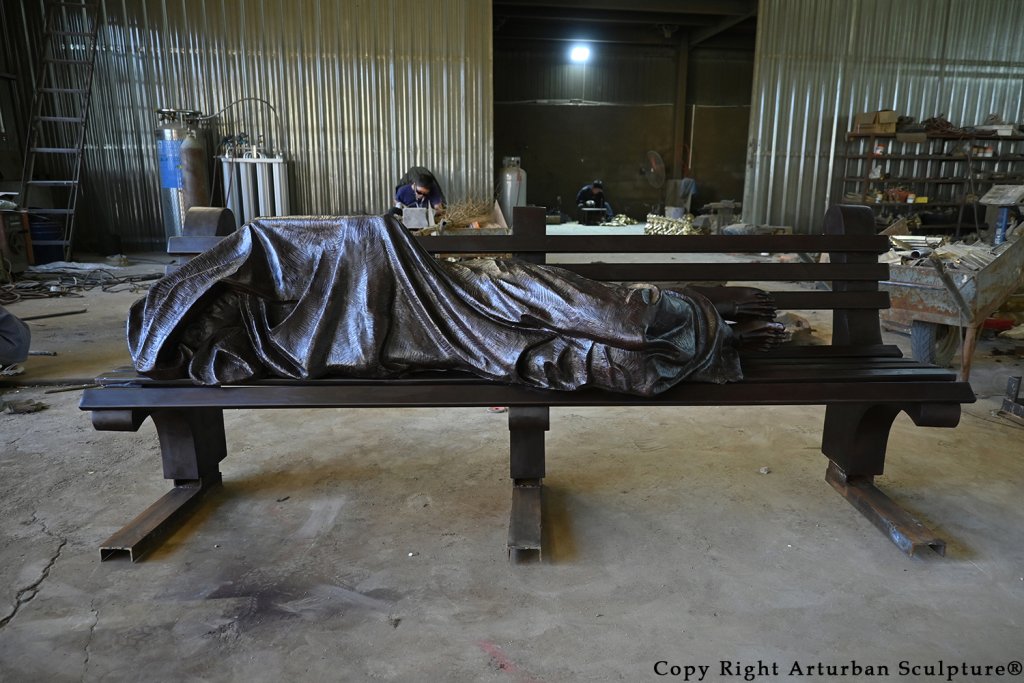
[880, 236, 1024, 381]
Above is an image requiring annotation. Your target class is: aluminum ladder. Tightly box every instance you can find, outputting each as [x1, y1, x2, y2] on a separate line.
[18, 0, 99, 262]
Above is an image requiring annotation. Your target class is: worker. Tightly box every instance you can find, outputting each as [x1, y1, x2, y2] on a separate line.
[0, 305, 30, 368]
[575, 179, 613, 219]
[393, 167, 445, 216]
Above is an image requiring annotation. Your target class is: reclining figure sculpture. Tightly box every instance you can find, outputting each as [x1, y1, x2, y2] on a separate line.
[129, 215, 783, 397]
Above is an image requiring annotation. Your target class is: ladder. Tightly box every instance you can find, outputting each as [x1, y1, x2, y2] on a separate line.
[18, 0, 99, 263]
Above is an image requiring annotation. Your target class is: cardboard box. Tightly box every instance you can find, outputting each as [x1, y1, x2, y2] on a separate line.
[853, 111, 876, 133]
[875, 110, 899, 132]
[853, 109, 899, 134]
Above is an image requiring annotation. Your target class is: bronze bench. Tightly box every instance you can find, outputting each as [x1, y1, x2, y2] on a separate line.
[79, 204, 975, 561]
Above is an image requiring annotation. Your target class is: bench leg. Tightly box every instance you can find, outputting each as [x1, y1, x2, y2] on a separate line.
[826, 462, 945, 557]
[821, 403, 899, 477]
[100, 408, 226, 562]
[507, 406, 549, 561]
[821, 404, 945, 557]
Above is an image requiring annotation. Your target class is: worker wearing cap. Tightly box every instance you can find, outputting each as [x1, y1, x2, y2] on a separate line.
[0, 305, 30, 367]
[575, 179, 613, 218]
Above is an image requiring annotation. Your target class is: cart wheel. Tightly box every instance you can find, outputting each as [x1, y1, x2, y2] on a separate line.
[911, 321, 959, 366]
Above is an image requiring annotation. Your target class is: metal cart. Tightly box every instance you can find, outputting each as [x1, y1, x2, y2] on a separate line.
[879, 236, 1024, 381]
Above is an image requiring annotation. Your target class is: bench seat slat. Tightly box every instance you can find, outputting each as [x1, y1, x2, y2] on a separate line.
[91, 350, 923, 388]
[741, 357, 929, 369]
[562, 262, 890, 282]
[91, 346, 909, 386]
[745, 344, 903, 359]
[740, 365, 957, 381]
[82, 357, 971, 411]
[91, 363, 949, 387]
[79, 378, 975, 411]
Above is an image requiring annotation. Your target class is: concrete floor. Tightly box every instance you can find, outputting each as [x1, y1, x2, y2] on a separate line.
[1, 252, 1023, 682]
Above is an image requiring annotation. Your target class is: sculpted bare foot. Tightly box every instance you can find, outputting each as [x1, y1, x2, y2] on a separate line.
[686, 285, 776, 321]
[731, 319, 788, 351]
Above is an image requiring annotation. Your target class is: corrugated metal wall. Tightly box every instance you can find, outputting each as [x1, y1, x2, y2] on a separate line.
[10, 0, 493, 250]
[745, 0, 1024, 233]
[688, 48, 754, 107]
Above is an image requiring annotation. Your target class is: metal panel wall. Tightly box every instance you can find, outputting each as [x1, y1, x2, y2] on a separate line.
[494, 42, 676, 104]
[687, 48, 755, 107]
[745, 0, 1024, 233]
[10, 0, 493, 250]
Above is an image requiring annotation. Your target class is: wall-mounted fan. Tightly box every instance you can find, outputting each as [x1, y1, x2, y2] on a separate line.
[641, 150, 666, 189]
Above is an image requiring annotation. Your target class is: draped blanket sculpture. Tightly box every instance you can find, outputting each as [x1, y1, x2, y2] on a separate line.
[128, 215, 749, 396]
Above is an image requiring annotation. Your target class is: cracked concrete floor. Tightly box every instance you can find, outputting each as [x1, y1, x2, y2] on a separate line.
[1, 268, 1023, 682]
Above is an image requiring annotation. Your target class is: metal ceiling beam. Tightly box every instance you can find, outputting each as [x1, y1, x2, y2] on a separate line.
[494, 21, 756, 48]
[689, 11, 757, 47]
[494, 22, 677, 45]
[493, 6, 720, 26]
[494, 0, 757, 16]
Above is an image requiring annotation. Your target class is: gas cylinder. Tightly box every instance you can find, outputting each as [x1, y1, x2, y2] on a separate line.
[154, 108, 206, 238]
[181, 130, 211, 210]
[498, 156, 527, 228]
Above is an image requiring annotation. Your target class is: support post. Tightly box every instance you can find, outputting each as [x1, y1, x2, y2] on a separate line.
[825, 204, 884, 347]
[99, 408, 227, 561]
[99, 478, 220, 562]
[507, 406, 549, 560]
[821, 403, 899, 477]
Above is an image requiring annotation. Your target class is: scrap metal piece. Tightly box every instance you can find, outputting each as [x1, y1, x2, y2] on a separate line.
[99, 475, 221, 562]
[645, 213, 705, 235]
[2, 398, 46, 414]
[20, 309, 88, 322]
[825, 461, 946, 557]
[927, 254, 974, 322]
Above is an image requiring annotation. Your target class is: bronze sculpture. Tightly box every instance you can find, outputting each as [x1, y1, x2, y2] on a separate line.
[129, 215, 783, 396]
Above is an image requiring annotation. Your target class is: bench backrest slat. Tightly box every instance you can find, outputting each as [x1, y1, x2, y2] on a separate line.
[423, 233, 889, 255]
[166, 205, 892, 315]
[560, 262, 889, 282]
[771, 290, 888, 310]
[168, 232, 889, 259]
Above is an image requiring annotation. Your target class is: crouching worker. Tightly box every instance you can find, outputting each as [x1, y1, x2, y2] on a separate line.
[392, 167, 445, 217]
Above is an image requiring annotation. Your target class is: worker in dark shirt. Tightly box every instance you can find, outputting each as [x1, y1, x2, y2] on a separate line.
[393, 167, 445, 214]
[576, 179, 613, 218]
[0, 305, 30, 367]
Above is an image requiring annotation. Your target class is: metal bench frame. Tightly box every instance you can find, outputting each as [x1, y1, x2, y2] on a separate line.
[80, 205, 976, 561]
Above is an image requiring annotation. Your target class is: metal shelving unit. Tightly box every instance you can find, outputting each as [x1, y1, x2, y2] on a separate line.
[840, 131, 1024, 236]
